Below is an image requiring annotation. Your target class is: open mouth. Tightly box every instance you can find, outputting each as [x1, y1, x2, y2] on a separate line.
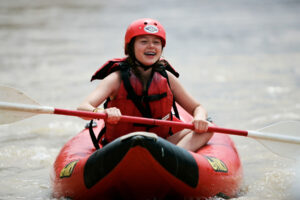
[144, 52, 156, 56]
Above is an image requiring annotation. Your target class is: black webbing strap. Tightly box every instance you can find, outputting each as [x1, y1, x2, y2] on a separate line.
[88, 120, 100, 150]
[157, 68, 180, 119]
[88, 119, 110, 151]
[155, 67, 180, 136]
[88, 120, 108, 150]
[128, 92, 167, 102]
[87, 98, 110, 149]
[172, 99, 180, 119]
[119, 63, 180, 134]
[120, 65, 152, 118]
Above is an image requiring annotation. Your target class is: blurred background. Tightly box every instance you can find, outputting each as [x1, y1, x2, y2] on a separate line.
[0, 0, 299, 199]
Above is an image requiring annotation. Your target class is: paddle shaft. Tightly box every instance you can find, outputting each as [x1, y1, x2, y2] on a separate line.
[33, 108, 300, 144]
[0, 101, 248, 136]
[2, 101, 300, 145]
[2, 86, 300, 160]
[56, 108, 249, 135]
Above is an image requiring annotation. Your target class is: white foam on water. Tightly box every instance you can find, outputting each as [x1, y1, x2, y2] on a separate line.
[287, 160, 300, 200]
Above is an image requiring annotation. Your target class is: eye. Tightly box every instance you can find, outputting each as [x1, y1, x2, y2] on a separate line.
[153, 40, 161, 45]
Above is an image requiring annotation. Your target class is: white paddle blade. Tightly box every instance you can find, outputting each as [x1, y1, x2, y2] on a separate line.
[0, 106, 36, 124]
[249, 121, 300, 160]
[0, 85, 40, 124]
[0, 85, 39, 104]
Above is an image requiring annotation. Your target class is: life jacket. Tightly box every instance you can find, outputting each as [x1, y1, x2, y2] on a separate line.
[91, 57, 182, 143]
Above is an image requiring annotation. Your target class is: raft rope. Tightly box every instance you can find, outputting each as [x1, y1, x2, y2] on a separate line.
[88, 120, 107, 150]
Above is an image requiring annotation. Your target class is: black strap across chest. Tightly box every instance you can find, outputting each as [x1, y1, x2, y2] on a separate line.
[88, 63, 181, 150]
[120, 63, 169, 119]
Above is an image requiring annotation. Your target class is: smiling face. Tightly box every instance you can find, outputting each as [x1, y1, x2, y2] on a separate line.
[134, 35, 163, 66]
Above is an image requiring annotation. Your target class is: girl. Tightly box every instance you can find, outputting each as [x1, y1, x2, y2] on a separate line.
[78, 18, 213, 152]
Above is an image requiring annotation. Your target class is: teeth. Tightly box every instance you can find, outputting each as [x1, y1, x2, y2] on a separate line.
[145, 52, 156, 56]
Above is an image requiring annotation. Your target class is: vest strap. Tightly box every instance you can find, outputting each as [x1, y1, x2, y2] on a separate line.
[120, 64, 153, 118]
[157, 68, 180, 119]
[127, 92, 167, 102]
[88, 120, 100, 150]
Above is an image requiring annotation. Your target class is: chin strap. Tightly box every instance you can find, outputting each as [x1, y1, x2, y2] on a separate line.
[135, 59, 159, 71]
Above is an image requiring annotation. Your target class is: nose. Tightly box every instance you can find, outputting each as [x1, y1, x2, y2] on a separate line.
[148, 41, 155, 48]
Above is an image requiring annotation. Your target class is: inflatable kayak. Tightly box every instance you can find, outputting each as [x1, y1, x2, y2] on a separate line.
[52, 105, 243, 199]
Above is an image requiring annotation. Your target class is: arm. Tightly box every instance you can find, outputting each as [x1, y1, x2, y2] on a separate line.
[77, 71, 121, 120]
[167, 72, 209, 132]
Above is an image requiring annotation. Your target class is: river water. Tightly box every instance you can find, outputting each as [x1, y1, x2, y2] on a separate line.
[0, 0, 300, 199]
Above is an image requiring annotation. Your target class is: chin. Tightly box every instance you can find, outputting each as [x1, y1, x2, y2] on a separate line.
[145, 59, 158, 65]
[140, 61, 154, 66]
[145, 63, 155, 66]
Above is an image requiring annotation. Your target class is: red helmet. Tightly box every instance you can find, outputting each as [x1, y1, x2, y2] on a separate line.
[124, 18, 166, 54]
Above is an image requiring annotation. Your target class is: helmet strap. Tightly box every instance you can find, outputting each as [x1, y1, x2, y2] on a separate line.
[135, 59, 159, 71]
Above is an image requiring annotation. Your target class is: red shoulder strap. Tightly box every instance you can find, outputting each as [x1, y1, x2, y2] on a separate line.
[159, 59, 179, 78]
[91, 57, 127, 81]
[91, 57, 179, 81]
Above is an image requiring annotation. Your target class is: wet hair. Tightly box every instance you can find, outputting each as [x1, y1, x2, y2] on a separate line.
[125, 38, 145, 84]
[125, 38, 137, 67]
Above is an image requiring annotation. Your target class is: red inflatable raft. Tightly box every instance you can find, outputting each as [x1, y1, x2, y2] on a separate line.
[52, 106, 243, 199]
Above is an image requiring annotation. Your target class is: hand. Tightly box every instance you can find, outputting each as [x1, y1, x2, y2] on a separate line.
[192, 118, 210, 133]
[104, 107, 122, 124]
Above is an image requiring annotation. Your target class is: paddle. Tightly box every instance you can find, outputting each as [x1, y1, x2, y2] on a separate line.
[0, 85, 299, 159]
